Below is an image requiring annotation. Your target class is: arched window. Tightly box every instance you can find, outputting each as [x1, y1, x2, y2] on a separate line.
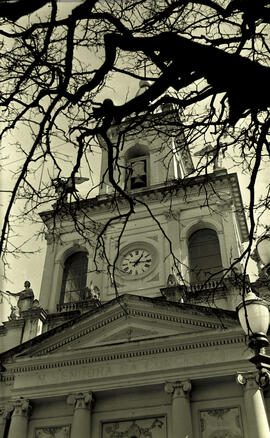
[60, 252, 88, 304]
[188, 229, 223, 283]
[125, 144, 149, 189]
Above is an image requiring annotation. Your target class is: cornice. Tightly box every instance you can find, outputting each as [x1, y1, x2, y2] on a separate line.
[40, 172, 235, 221]
[0, 372, 14, 384]
[39, 171, 248, 243]
[0, 294, 237, 361]
[2, 331, 245, 375]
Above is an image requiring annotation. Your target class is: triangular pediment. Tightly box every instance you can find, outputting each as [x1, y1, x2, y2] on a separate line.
[6, 294, 238, 359]
[64, 317, 203, 351]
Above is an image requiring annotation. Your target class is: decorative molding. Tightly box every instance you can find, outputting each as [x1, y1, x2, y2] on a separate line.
[236, 371, 268, 390]
[165, 380, 192, 399]
[55, 243, 89, 264]
[0, 372, 15, 384]
[0, 404, 13, 420]
[34, 309, 224, 356]
[11, 398, 31, 417]
[67, 392, 93, 410]
[162, 209, 181, 221]
[5, 335, 245, 374]
[103, 417, 166, 438]
[34, 425, 70, 438]
[199, 406, 243, 438]
[40, 172, 248, 241]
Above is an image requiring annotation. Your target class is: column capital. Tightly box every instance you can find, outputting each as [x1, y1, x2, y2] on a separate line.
[11, 398, 31, 417]
[0, 404, 13, 421]
[165, 380, 192, 399]
[67, 392, 93, 410]
[236, 371, 269, 390]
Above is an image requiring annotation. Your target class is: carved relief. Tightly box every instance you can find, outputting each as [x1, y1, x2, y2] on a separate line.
[103, 417, 165, 438]
[35, 425, 70, 438]
[165, 380, 192, 399]
[236, 371, 268, 390]
[199, 407, 243, 438]
[0, 404, 13, 421]
[162, 210, 180, 221]
[67, 392, 93, 410]
[12, 398, 31, 417]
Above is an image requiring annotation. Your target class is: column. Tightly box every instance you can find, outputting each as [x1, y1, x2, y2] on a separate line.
[67, 392, 93, 438]
[7, 398, 31, 438]
[237, 372, 270, 438]
[165, 380, 193, 438]
[0, 405, 12, 438]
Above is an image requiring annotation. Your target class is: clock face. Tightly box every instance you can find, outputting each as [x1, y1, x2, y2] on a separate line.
[120, 248, 153, 276]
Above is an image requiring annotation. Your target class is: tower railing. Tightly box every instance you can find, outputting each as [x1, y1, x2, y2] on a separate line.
[188, 279, 224, 293]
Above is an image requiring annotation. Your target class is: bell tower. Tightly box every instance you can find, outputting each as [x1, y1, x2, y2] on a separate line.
[95, 82, 248, 306]
[35, 80, 248, 329]
[98, 80, 194, 196]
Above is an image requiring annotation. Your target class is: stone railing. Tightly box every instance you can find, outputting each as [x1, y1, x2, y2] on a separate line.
[188, 279, 224, 293]
[57, 298, 100, 313]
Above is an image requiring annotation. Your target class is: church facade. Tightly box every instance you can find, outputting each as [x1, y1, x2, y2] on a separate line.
[1, 88, 269, 438]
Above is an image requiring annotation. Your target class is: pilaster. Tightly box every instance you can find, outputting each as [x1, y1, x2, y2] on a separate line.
[67, 391, 93, 438]
[165, 380, 193, 438]
[237, 371, 270, 438]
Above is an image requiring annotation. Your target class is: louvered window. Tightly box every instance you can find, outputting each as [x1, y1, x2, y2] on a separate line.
[188, 229, 223, 283]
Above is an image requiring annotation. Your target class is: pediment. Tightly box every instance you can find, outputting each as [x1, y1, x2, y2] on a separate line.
[61, 318, 203, 352]
[11, 294, 237, 359]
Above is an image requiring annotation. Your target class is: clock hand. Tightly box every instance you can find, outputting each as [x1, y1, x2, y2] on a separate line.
[134, 259, 150, 263]
[133, 253, 144, 266]
[134, 258, 151, 267]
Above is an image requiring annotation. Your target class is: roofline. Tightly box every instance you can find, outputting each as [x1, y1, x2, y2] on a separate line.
[0, 294, 237, 363]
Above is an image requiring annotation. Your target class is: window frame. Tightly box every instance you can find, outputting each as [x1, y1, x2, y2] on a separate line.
[188, 228, 223, 283]
[59, 251, 88, 304]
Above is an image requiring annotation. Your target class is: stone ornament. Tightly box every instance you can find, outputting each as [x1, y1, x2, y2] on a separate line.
[237, 371, 269, 389]
[12, 398, 31, 417]
[67, 392, 93, 410]
[35, 425, 70, 438]
[5, 281, 35, 316]
[103, 417, 165, 438]
[199, 407, 243, 438]
[164, 380, 192, 398]
[0, 404, 13, 420]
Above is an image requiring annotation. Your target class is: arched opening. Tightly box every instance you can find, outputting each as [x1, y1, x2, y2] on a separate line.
[188, 228, 223, 283]
[125, 144, 149, 189]
[60, 251, 88, 304]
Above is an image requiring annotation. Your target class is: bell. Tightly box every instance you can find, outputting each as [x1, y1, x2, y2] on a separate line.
[131, 175, 146, 188]
[130, 160, 146, 188]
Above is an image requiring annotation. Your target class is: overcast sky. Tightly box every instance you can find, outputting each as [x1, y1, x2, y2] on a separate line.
[0, 2, 143, 320]
[1, 1, 268, 322]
